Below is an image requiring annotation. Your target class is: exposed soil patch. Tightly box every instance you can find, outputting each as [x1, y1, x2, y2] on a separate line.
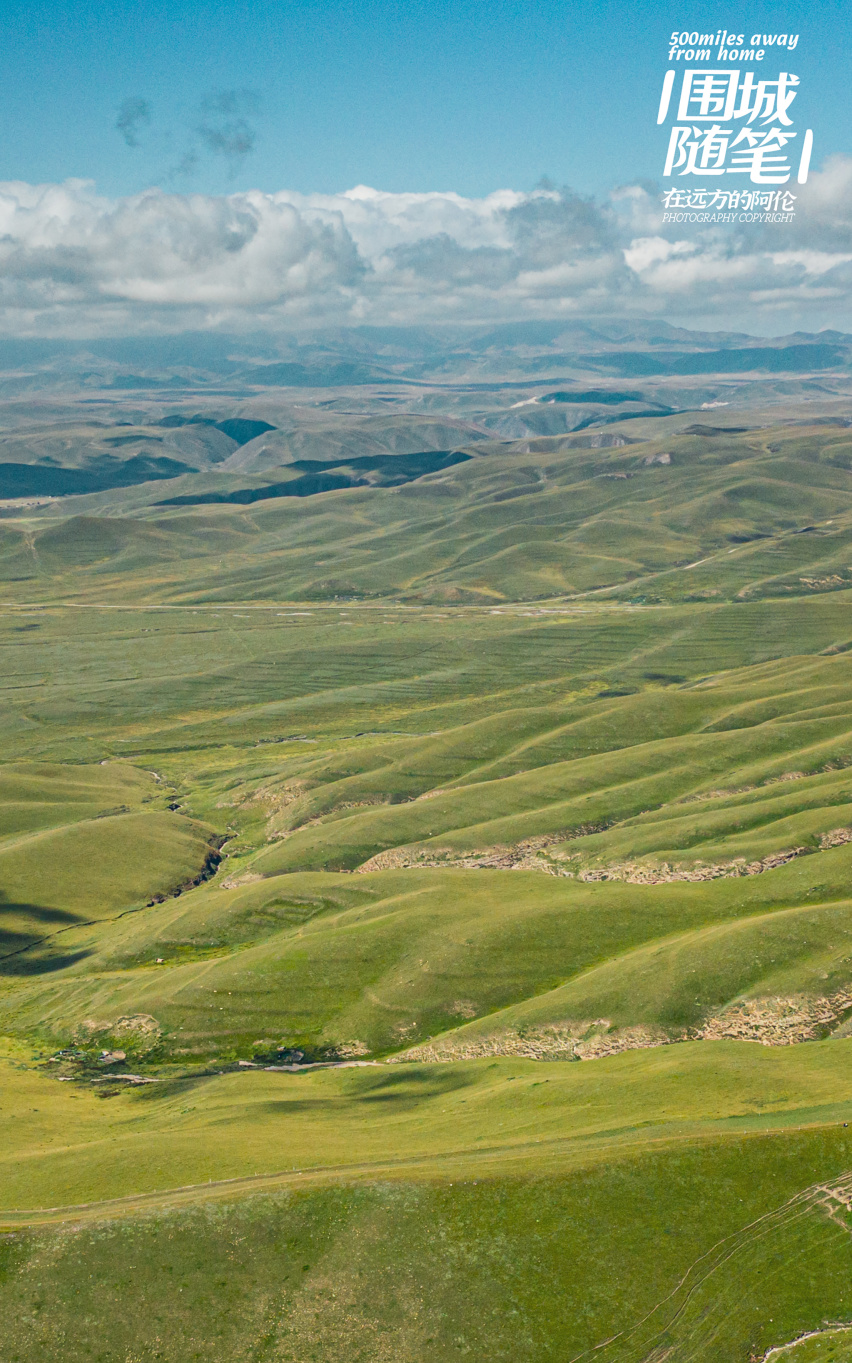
[74, 1012, 163, 1052]
[357, 825, 852, 883]
[394, 1021, 670, 1064]
[820, 828, 852, 849]
[577, 847, 809, 884]
[355, 828, 607, 874]
[216, 780, 307, 812]
[697, 991, 852, 1045]
[676, 785, 757, 803]
[399, 991, 852, 1064]
[220, 871, 264, 889]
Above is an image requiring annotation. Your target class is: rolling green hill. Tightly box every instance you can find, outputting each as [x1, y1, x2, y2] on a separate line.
[4, 422, 852, 606]
[6, 404, 852, 1360]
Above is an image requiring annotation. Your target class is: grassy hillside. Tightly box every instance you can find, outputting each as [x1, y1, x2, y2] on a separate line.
[4, 1037, 852, 1211]
[4, 423, 852, 605]
[6, 413, 852, 1358]
[0, 761, 220, 968]
[2, 1052, 852, 1361]
[2, 1129, 851, 1363]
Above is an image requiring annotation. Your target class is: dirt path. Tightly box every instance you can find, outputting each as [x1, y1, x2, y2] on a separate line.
[6, 1117, 852, 1235]
[763, 1325, 852, 1360]
[566, 1173, 852, 1363]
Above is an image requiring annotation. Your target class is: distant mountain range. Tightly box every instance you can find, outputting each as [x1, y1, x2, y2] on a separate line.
[0, 322, 846, 396]
[0, 322, 849, 504]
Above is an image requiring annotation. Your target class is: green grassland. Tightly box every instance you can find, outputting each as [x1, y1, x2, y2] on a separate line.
[3, 1128, 852, 1363]
[8, 848, 852, 1062]
[3, 1062, 852, 1362]
[8, 1036, 852, 1211]
[4, 422, 852, 605]
[0, 761, 219, 969]
[6, 416, 852, 1358]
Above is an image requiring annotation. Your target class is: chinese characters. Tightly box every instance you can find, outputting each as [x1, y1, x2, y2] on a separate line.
[657, 69, 813, 185]
[661, 188, 796, 210]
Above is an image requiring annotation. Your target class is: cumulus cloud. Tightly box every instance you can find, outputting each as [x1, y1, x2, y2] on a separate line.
[0, 166, 850, 335]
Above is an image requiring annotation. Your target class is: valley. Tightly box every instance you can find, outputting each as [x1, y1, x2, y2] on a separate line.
[3, 323, 852, 1360]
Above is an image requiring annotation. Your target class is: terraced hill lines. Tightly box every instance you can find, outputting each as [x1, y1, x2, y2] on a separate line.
[0, 761, 155, 837]
[403, 889, 852, 1062]
[231, 654, 852, 876]
[9, 833, 852, 1061]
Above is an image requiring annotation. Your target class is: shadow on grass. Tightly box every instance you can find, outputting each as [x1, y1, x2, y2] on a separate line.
[131, 1069, 239, 1102]
[134, 1063, 479, 1111]
[250, 1067, 480, 1117]
[352, 1067, 477, 1105]
[0, 899, 92, 974]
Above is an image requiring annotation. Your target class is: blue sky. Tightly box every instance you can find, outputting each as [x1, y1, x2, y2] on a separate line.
[0, 0, 844, 197]
[0, 0, 848, 337]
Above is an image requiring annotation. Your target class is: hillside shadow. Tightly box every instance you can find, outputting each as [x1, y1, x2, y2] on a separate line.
[132, 1070, 230, 1102]
[244, 1067, 479, 1117]
[353, 1067, 477, 1107]
[0, 899, 92, 974]
[137, 1064, 479, 1113]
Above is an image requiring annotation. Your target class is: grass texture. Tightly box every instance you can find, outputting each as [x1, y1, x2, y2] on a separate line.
[5, 421, 852, 1358]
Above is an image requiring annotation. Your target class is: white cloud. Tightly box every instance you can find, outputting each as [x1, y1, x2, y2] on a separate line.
[768, 249, 852, 275]
[0, 165, 849, 334]
[622, 236, 696, 272]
